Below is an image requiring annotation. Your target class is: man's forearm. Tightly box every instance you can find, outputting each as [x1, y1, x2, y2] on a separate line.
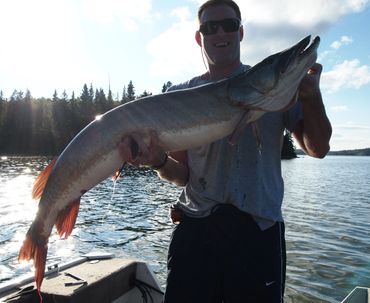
[297, 92, 332, 158]
[155, 156, 189, 187]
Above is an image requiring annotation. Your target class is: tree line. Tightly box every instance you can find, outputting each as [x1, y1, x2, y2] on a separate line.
[0, 80, 296, 157]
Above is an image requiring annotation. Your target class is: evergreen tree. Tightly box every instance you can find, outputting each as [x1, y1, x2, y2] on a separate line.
[25, 90, 32, 102]
[138, 90, 152, 98]
[95, 88, 108, 113]
[70, 91, 76, 103]
[52, 90, 59, 102]
[10, 90, 24, 101]
[61, 90, 68, 102]
[80, 84, 90, 103]
[0, 90, 4, 129]
[281, 130, 297, 159]
[107, 88, 113, 106]
[162, 81, 172, 93]
[127, 81, 135, 101]
[89, 84, 94, 103]
[121, 86, 128, 104]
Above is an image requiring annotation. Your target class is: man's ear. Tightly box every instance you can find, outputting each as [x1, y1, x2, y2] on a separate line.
[195, 31, 202, 46]
[239, 26, 244, 42]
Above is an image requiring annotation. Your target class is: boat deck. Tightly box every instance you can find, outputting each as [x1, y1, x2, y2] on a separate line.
[0, 257, 163, 303]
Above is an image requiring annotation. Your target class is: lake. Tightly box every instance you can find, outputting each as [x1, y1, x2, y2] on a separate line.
[0, 155, 369, 302]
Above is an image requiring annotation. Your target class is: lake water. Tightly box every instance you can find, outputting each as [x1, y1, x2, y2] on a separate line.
[0, 156, 369, 302]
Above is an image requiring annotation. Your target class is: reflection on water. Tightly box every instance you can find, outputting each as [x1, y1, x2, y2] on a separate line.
[0, 156, 369, 302]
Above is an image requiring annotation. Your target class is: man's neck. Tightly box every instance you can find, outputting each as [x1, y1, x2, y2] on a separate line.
[203, 61, 242, 81]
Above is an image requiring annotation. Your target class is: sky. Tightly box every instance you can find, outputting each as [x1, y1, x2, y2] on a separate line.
[0, 0, 369, 151]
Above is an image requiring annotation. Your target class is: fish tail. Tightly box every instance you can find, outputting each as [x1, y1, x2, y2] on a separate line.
[18, 228, 48, 295]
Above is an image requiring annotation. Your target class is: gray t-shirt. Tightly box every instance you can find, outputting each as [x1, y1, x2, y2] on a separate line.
[168, 64, 302, 230]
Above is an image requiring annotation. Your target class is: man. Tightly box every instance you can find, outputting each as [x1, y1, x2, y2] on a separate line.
[119, 0, 332, 302]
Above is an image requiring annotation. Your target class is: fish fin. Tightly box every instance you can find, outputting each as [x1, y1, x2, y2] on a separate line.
[112, 162, 126, 181]
[56, 199, 80, 238]
[32, 158, 57, 200]
[18, 232, 48, 295]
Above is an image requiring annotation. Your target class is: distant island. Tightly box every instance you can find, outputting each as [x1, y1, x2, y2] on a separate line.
[296, 148, 370, 156]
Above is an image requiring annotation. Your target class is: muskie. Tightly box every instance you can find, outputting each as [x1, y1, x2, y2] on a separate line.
[19, 35, 320, 296]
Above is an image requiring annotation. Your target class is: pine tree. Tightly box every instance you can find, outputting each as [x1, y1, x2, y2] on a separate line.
[121, 86, 128, 104]
[107, 88, 113, 106]
[281, 130, 297, 159]
[61, 90, 68, 102]
[127, 81, 135, 101]
[139, 90, 152, 98]
[52, 90, 59, 102]
[162, 81, 172, 93]
[89, 84, 94, 103]
[70, 91, 76, 103]
[25, 90, 32, 102]
[80, 84, 90, 103]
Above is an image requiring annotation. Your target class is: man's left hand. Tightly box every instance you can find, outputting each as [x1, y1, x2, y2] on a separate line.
[299, 62, 323, 102]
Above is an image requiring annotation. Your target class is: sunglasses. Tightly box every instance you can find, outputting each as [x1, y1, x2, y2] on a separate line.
[199, 18, 241, 36]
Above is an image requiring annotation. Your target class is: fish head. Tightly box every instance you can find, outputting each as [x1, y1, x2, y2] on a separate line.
[229, 35, 320, 111]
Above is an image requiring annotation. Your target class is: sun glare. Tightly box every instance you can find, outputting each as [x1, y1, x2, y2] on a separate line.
[95, 114, 103, 121]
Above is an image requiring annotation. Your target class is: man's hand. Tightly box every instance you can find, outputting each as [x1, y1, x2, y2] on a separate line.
[118, 131, 167, 168]
[298, 62, 323, 102]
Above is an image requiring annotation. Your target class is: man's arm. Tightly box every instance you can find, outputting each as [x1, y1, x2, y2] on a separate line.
[293, 63, 332, 158]
[156, 151, 189, 187]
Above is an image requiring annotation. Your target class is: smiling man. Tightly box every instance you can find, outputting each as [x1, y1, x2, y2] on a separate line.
[119, 0, 332, 302]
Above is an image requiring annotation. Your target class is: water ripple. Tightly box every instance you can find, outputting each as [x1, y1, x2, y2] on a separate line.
[0, 156, 369, 302]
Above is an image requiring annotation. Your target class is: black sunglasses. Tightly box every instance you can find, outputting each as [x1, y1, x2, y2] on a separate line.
[199, 18, 241, 36]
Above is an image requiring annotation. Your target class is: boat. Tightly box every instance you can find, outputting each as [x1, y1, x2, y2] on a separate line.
[341, 286, 369, 303]
[0, 252, 163, 303]
[1, 252, 368, 303]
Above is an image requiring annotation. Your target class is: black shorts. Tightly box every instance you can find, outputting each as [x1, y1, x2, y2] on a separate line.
[163, 204, 286, 303]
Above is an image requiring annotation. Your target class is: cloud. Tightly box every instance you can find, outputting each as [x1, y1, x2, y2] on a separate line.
[0, 1, 102, 97]
[83, 0, 154, 30]
[330, 123, 370, 150]
[319, 36, 353, 61]
[149, 0, 370, 81]
[321, 59, 370, 93]
[330, 36, 353, 49]
[146, 7, 204, 80]
[331, 105, 349, 112]
[171, 6, 192, 22]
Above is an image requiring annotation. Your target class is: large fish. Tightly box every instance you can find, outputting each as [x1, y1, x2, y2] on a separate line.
[19, 35, 320, 295]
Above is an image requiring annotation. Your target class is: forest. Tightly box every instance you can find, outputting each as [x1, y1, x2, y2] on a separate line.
[0, 81, 296, 158]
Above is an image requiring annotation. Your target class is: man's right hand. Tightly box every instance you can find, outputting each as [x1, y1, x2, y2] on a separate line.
[118, 131, 167, 168]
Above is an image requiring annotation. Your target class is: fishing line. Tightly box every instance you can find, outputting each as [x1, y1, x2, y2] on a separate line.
[200, 46, 209, 75]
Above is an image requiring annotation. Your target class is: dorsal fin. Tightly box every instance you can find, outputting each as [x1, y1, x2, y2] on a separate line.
[32, 158, 57, 200]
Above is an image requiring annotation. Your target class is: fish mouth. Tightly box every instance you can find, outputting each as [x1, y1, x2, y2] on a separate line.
[298, 35, 320, 59]
[281, 35, 320, 73]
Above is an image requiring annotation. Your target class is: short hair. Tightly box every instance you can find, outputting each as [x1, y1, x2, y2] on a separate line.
[197, 0, 241, 22]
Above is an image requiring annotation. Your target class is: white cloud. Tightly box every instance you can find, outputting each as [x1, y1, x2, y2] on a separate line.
[83, 0, 153, 30]
[238, 0, 368, 65]
[331, 105, 349, 112]
[171, 6, 192, 22]
[0, 1, 102, 97]
[147, 0, 369, 80]
[321, 59, 370, 93]
[146, 7, 204, 80]
[330, 123, 370, 150]
[330, 36, 353, 49]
